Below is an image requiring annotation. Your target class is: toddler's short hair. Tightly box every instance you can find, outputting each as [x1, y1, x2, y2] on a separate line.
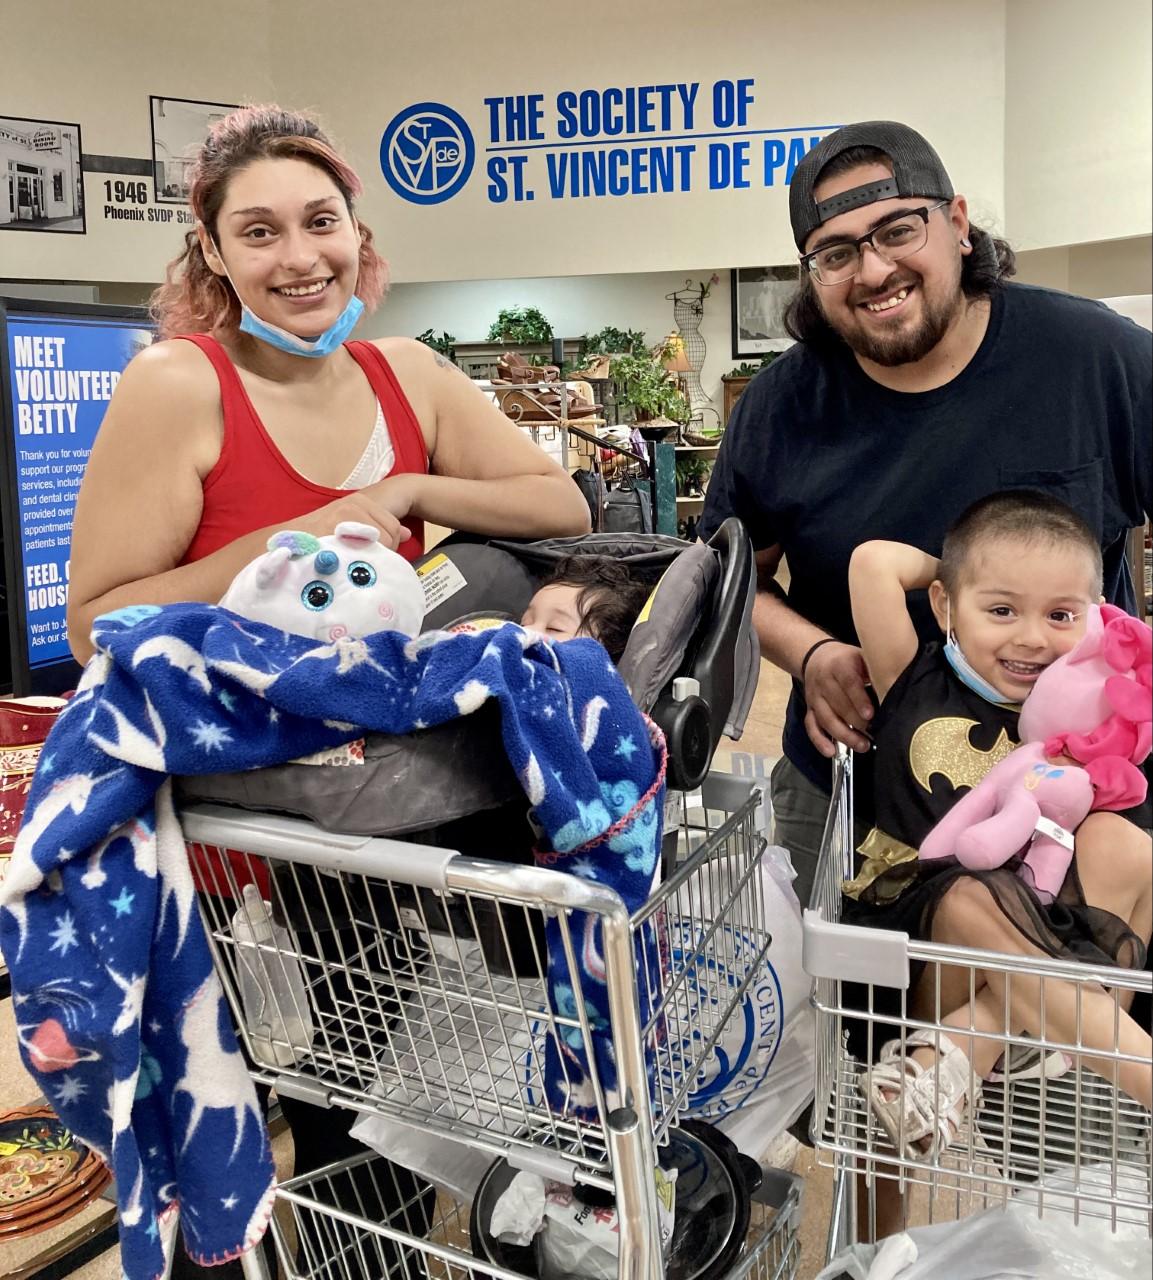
[938, 490, 1103, 595]
[539, 556, 651, 661]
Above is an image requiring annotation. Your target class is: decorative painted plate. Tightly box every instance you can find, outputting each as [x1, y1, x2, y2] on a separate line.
[0, 1107, 103, 1225]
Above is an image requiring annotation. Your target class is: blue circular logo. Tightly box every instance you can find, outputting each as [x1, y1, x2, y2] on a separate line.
[380, 102, 474, 205]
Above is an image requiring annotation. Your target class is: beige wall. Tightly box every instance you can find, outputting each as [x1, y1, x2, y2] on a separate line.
[3, 0, 1149, 293]
[267, 0, 1006, 284]
[1008, 235, 1151, 298]
[0, 1, 275, 283]
[1068, 236, 1153, 298]
[1013, 246, 1071, 292]
[1004, 0, 1152, 249]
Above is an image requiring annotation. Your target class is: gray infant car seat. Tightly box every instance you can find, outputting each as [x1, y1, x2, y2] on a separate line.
[177, 517, 756, 825]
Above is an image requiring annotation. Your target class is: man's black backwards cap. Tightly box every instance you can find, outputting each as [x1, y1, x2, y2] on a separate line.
[789, 121, 954, 250]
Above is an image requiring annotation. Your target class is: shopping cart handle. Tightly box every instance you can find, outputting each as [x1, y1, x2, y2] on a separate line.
[802, 908, 911, 989]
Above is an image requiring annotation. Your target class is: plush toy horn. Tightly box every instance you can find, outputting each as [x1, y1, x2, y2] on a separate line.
[253, 546, 293, 592]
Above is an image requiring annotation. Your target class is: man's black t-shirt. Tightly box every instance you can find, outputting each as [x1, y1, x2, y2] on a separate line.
[699, 282, 1152, 795]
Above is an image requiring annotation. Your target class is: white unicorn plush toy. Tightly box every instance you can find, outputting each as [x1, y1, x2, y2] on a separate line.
[220, 521, 425, 642]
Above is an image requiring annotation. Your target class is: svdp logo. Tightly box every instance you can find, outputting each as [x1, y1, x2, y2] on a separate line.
[380, 102, 474, 205]
[664, 919, 783, 1119]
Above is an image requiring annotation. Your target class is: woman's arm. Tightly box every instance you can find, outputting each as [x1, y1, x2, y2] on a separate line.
[66, 342, 412, 663]
[377, 340, 592, 538]
[848, 540, 939, 701]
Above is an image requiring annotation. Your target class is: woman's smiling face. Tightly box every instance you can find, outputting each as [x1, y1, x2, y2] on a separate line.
[208, 157, 362, 338]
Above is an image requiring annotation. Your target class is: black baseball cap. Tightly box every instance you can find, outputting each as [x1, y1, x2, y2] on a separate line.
[789, 121, 954, 250]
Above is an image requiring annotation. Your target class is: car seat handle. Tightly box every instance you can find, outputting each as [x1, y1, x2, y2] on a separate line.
[694, 516, 754, 743]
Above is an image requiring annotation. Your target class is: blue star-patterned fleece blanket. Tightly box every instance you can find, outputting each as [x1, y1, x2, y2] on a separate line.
[0, 605, 665, 1280]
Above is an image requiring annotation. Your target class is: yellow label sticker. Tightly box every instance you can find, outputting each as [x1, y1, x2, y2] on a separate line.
[634, 586, 657, 626]
[414, 553, 468, 612]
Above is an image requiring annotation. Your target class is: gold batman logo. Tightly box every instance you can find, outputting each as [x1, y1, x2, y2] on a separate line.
[910, 717, 1017, 793]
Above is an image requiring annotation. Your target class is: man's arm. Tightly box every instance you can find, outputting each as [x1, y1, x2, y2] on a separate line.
[753, 545, 873, 757]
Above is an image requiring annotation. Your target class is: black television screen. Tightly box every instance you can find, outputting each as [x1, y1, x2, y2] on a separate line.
[0, 297, 154, 696]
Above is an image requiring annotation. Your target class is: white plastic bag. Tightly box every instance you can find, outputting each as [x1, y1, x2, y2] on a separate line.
[815, 1195, 1153, 1280]
[675, 843, 816, 1157]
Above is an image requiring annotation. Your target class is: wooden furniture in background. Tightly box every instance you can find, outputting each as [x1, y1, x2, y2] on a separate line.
[721, 375, 751, 427]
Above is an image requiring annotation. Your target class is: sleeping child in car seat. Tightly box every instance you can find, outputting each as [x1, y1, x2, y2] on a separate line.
[453, 556, 651, 663]
[520, 556, 651, 660]
[1, 526, 668, 1280]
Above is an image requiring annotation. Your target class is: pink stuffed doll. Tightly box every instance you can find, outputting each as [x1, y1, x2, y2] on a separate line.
[919, 604, 1152, 902]
[219, 521, 426, 642]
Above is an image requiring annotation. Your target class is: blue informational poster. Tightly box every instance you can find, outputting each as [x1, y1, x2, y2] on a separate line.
[1, 302, 153, 692]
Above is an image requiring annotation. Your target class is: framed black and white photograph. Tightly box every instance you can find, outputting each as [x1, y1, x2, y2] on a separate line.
[150, 96, 237, 203]
[730, 265, 798, 358]
[0, 116, 85, 234]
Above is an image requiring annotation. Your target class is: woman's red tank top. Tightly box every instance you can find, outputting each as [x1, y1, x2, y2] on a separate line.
[177, 334, 427, 565]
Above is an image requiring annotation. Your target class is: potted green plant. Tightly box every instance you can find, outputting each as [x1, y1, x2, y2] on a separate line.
[486, 306, 554, 345]
[415, 329, 457, 361]
[579, 326, 648, 360]
[675, 455, 712, 496]
[609, 353, 690, 430]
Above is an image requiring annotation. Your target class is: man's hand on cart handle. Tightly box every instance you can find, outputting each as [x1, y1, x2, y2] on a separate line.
[803, 640, 873, 757]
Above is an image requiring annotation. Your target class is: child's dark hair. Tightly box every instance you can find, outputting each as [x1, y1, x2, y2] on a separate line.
[541, 556, 651, 661]
[938, 490, 1103, 595]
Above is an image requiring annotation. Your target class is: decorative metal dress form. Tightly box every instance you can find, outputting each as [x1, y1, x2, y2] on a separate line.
[667, 279, 714, 428]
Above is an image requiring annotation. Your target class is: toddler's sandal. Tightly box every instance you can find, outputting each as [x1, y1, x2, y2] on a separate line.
[859, 1028, 980, 1160]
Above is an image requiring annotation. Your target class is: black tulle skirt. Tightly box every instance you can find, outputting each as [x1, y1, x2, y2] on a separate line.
[839, 851, 1149, 1061]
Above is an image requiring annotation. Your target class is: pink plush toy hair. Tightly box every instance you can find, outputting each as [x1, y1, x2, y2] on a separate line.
[1018, 603, 1152, 811]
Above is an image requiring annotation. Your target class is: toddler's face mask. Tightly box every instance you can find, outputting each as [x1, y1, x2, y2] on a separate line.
[942, 599, 1020, 707]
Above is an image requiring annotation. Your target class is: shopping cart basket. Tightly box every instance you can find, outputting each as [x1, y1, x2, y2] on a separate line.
[184, 771, 803, 1280]
[802, 748, 1152, 1258]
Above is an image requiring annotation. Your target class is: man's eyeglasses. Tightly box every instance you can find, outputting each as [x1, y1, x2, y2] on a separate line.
[800, 201, 950, 286]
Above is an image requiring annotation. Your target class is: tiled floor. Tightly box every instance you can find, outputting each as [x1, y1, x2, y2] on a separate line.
[2, 652, 842, 1280]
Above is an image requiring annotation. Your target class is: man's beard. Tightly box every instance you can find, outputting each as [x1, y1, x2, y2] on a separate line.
[826, 273, 964, 367]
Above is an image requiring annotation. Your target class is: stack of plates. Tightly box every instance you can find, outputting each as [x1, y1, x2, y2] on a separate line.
[0, 1106, 111, 1241]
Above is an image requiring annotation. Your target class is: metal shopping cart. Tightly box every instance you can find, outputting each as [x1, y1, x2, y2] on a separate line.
[183, 770, 802, 1280]
[802, 748, 1153, 1262]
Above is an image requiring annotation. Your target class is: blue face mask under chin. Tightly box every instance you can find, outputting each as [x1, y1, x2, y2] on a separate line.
[942, 600, 1020, 708]
[237, 293, 364, 358]
[211, 238, 364, 358]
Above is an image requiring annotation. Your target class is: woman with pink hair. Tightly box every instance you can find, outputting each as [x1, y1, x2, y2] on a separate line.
[67, 103, 590, 664]
[64, 104, 591, 1277]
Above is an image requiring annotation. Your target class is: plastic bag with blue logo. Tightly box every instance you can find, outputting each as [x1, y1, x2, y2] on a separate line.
[674, 842, 815, 1158]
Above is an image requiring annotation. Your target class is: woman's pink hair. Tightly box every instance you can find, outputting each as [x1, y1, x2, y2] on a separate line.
[150, 104, 387, 339]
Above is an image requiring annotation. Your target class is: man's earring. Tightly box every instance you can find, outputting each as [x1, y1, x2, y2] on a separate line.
[960, 237, 972, 249]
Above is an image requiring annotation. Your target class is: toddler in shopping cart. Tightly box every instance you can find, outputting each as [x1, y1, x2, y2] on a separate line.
[844, 489, 1151, 1161]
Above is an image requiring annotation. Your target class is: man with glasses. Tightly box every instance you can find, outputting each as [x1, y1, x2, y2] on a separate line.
[700, 120, 1151, 908]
